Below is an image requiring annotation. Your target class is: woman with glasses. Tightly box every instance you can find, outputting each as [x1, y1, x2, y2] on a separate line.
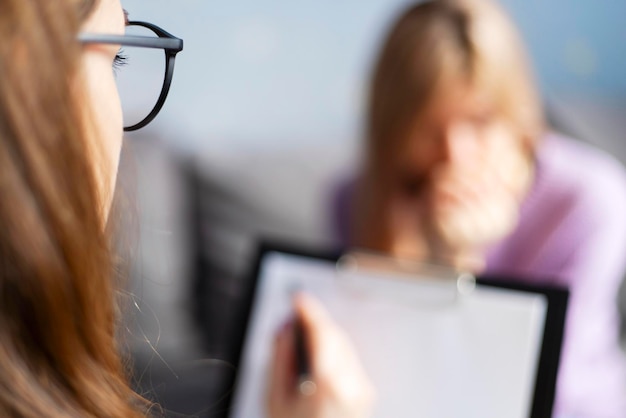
[0, 0, 373, 417]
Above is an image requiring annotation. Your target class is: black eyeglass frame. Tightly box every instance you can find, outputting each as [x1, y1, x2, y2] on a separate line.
[78, 21, 184, 131]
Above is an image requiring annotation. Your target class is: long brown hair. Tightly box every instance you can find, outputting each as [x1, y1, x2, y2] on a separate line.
[0, 0, 146, 416]
[354, 0, 544, 250]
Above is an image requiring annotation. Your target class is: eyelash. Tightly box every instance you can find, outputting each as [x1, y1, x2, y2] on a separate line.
[113, 49, 128, 73]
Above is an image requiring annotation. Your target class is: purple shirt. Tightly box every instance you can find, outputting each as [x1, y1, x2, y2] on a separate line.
[332, 133, 626, 417]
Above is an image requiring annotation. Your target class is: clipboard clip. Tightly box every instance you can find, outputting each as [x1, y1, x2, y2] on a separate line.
[335, 251, 476, 306]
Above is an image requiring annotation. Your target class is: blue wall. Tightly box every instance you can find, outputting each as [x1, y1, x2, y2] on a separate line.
[501, 0, 626, 96]
[121, 0, 626, 151]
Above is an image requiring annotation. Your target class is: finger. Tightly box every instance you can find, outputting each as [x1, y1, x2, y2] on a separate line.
[293, 293, 335, 341]
[268, 321, 295, 411]
[293, 293, 339, 374]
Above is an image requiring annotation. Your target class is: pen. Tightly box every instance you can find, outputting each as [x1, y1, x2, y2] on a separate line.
[294, 317, 317, 396]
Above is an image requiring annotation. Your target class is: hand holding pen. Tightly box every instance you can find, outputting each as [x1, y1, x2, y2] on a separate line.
[267, 293, 375, 418]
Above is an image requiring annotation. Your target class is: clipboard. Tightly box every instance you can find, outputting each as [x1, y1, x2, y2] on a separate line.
[227, 242, 569, 418]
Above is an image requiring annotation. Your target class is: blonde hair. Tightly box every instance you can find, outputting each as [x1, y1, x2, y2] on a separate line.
[355, 0, 543, 250]
[0, 0, 147, 416]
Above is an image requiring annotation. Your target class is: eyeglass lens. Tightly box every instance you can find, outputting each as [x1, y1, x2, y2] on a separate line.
[115, 24, 167, 130]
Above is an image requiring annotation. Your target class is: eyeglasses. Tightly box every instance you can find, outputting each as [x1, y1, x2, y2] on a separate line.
[79, 21, 183, 131]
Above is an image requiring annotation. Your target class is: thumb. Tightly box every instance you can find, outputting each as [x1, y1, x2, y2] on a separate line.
[268, 320, 295, 412]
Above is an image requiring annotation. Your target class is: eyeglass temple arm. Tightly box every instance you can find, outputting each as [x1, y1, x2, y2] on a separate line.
[78, 21, 183, 52]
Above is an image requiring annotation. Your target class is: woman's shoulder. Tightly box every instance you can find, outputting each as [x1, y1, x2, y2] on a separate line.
[487, 132, 626, 282]
[329, 174, 359, 247]
[533, 132, 626, 216]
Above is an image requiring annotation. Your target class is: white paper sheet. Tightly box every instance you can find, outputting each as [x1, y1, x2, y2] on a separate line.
[231, 251, 547, 418]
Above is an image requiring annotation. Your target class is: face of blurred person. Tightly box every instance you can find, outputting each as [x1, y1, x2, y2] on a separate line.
[392, 78, 532, 264]
[79, 0, 125, 215]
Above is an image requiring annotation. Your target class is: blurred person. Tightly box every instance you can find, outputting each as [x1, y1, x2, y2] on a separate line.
[332, 0, 626, 415]
[0, 0, 372, 417]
